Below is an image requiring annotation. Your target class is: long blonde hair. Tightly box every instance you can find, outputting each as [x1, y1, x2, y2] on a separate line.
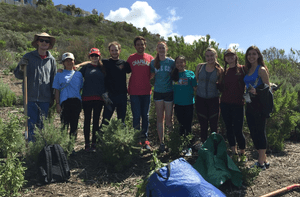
[205, 47, 223, 77]
[154, 41, 168, 70]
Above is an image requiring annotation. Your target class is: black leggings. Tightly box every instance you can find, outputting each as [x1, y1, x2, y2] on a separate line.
[195, 96, 220, 142]
[220, 103, 245, 149]
[174, 104, 194, 136]
[82, 100, 104, 145]
[61, 98, 82, 138]
[246, 104, 267, 149]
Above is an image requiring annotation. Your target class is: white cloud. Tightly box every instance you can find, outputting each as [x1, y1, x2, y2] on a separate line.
[228, 43, 244, 52]
[105, 1, 181, 38]
[183, 35, 206, 44]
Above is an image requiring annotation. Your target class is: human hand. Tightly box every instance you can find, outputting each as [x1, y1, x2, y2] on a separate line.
[248, 87, 257, 95]
[56, 104, 62, 114]
[102, 92, 113, 105]
[19, 57, 29, 71]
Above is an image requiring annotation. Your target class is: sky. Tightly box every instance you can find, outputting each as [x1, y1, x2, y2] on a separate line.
[52, 0, 300, 53]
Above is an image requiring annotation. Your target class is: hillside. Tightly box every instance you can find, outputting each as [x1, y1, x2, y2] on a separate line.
[0, 2, 161, 64]
[1, 2, 300, 197]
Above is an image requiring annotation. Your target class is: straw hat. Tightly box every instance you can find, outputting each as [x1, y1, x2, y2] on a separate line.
[31, 32, 56, 49]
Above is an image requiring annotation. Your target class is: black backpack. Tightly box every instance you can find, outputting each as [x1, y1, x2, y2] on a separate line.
[37, 144, 70, 184]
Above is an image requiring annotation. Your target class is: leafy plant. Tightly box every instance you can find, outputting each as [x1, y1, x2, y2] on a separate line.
[165, 124, 194, 156]
[0, 79, 17, 107]
[136, 150, 167, 197]
[266, 89, 300, 151]
[0, 153, 27, 197]
[3, 68, 9, 75]
[0, 113, 26, 158]
[26, 117, 75, 162]
[98, 118, 140, 172]
[239, 165, 261, 186]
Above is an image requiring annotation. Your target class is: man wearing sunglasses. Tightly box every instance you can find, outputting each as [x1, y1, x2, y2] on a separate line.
[14, 32, 57, 142]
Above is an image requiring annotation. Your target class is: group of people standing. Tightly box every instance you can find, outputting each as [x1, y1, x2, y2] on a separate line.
[14, 32, 271, 170]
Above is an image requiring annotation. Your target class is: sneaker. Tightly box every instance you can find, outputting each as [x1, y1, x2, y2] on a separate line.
[159, 143, 165, 153]
[240, 154, 248, 163]
[181, 147, 188, 154]
[251, 162, 266, 170]
[185, 148, 192, 157]
[232, 154, 239, 163]
[264, 161, 270, 169]
[144, 140, 151, 150]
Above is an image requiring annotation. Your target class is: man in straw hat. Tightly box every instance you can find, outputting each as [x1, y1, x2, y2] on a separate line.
[14, 32, 57, 142]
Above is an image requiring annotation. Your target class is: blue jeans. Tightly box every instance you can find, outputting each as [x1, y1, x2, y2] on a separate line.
[101, 94, 127, 125]
[130, 95, 151, 139]
[27, 101, 50, 142]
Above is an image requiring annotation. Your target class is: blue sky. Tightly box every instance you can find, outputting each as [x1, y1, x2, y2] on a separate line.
[52, 0, 300, 53]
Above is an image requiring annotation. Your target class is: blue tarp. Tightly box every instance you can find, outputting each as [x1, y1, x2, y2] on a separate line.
[146, 158, 226, 197]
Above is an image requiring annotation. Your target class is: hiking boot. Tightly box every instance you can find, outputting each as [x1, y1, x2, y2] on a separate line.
[159, 143, 165, 153]
[251, 162, 266, 170]
[232, 154, 239, 163]
[265, 161, 270, 169]
[240, 153, 248, 163]
[185, 148, 192, 157]
[144, 140, 151, 150]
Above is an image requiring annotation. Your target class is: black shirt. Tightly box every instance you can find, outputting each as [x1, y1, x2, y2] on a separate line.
[102, 58, 131, 96]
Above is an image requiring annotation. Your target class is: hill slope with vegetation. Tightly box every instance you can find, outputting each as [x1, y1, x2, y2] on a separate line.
[1, 1, 300, 196]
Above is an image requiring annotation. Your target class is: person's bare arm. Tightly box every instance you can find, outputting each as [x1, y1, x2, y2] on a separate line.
[55, 89, 61, 114]
[74, 61, 91, 69]
[258, 67, 270, 87]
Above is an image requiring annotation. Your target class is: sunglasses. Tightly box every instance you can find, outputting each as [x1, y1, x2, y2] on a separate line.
[39, 39, 50, 44]
[90, 54, 99, 57]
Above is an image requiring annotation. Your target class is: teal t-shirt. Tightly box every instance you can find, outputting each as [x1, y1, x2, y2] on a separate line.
[150, 57, 175, 93]
[173, 70, 197, 105]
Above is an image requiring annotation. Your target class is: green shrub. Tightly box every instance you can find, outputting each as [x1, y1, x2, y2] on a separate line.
[239, 165, 261, 186]
[0, 113, 26, 158]
[27, 117, 75, 162]
[99, 118, 140, 172]
[0, 153, 27, 197]
[0, 80, 17, 107]
[165, 125, 194, 156]
[266, 89, 300, 151]
[0, 40, 6, 49]
[87, 14, 100, 25]
[3, 69, 9, 75]
[9, 63, 17, 72]
[136, 151, 167, 197]
[0, 49, 15, 68]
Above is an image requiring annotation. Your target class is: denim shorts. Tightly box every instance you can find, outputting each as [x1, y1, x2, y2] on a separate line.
[153, 91, 173, 102]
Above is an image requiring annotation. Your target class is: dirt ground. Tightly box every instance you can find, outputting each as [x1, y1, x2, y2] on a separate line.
[1, 70, 300, 197]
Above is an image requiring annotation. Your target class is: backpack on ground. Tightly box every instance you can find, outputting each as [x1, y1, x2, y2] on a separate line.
[37, 144, 70, 184]
[146, 158, 226, 197]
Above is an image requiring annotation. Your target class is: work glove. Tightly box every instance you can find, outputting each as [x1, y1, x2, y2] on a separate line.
[19, 57, 29, 71]
[102, 92, 113, 105]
